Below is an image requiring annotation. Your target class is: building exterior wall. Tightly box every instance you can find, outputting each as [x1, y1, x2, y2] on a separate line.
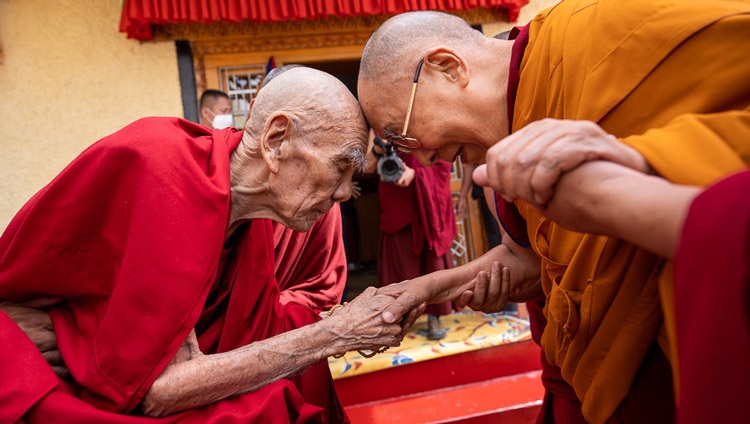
[0, 0, 182, 228]
[0, 0, 558, 230]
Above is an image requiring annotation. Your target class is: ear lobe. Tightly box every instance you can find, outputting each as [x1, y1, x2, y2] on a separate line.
[424, 47, 469, 87]
[261, 113, 293, 173]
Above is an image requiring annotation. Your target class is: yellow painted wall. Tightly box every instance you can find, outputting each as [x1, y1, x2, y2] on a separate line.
[0, 0, 182, 228]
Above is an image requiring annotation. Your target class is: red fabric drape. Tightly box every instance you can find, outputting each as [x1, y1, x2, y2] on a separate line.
[273, 204, 348, 312]
[120, 0, 530, 41]
[0, 119, 345, 422]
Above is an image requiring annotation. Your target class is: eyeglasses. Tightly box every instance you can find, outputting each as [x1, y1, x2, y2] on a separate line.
[382, 59, 425, 152]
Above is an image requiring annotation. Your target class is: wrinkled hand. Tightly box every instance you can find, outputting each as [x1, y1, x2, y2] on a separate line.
[1, 299, 70, 379]
[325, 287, 407, 354]
[351, 181, 362, 199]
[375, 275, 474, 327]
[395, 164, 415, 187]
[475, 119, 649, 208]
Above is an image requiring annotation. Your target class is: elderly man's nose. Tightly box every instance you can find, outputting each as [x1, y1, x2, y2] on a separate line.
[333, 180, 352, 202]
[413, 149, 438, 167]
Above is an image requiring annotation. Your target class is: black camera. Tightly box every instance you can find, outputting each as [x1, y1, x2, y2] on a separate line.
[373, 135, 404, 183]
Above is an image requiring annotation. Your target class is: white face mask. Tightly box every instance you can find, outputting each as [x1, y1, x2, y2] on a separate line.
[212, 113, 234, 130]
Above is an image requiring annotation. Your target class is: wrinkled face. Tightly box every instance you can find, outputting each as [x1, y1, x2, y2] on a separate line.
[272, 135, 361, 232]
[358, 72, 488, 167]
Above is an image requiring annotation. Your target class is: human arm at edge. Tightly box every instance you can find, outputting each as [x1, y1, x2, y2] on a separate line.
[142, 287, 402, 417]
[539, 161, 701, 258]
[378, 230, 541, 323]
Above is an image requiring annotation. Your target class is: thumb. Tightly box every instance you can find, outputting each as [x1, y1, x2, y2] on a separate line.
[382, 296, 412, 324]
[473, 164, 489, 186]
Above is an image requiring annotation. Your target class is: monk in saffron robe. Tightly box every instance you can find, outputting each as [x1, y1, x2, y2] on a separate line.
[0, 67, 409, 423]
[365, 136, 457, 339]
[519, 163, 750, 423]
[357, 1, 750, 422]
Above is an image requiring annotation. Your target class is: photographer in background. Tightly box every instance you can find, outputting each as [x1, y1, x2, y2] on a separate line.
[365, 130, 457, 340]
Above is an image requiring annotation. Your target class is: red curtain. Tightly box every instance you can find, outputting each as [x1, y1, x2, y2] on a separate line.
[120, 0, 529, 41]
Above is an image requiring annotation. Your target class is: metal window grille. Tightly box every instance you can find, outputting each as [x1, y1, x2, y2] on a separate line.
[218, 64, 266, 129]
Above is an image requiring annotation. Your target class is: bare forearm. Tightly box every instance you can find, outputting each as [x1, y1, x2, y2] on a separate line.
[409, 237, 540, 304]
[144, 321, 338, 416]
[143, 288, 403, 417]
[546, 161, 700, 257]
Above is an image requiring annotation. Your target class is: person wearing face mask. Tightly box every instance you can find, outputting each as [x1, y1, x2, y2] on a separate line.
[199, 89, 234, 130]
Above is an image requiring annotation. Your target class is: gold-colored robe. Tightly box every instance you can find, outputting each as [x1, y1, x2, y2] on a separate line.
[513, 0, 750, 421]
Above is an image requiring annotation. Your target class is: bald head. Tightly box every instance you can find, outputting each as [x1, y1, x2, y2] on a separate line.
[358, 11, 514, 167]
[247, 67, 368, 166]
[360, 11, 480, 84]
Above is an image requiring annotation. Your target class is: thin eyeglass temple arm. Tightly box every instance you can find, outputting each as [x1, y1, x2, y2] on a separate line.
[402, 60, 424, 136]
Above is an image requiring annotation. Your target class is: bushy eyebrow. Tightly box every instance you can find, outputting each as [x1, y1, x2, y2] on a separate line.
[338, 147, 366, 172]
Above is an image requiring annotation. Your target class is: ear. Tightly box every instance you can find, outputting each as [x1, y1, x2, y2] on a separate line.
[260, 112, 293, 174]
[200, 107, 211, 124]
[424, 47, 470, 88]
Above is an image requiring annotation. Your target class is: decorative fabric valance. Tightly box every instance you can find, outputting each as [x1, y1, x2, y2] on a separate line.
[120, 0, 529, 41]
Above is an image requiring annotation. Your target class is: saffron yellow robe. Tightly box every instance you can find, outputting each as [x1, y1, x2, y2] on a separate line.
[513, 0, 750, 422]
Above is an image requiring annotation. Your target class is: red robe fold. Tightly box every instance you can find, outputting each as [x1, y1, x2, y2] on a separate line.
[0, 117, 343, 423]
[674, 170, 750, 424]
[273, 204, 347, 312]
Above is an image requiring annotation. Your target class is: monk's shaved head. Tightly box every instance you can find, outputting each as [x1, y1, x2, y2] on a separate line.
[360, 11, 480, 84]
[246, 67, 368, 167]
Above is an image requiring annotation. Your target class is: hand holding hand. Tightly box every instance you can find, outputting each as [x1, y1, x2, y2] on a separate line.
[455, 262, 511, 313]
[475, 119, 648, 208]
[324, 287, 406, 356]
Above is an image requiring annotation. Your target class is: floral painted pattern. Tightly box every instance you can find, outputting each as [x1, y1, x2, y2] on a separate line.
[328, 310, 531, 379]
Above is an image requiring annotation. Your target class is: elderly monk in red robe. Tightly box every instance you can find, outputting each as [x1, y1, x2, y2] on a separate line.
[364, 132, 457, 340]
[0, 67, 413, 423]
[357, 1, 749, 422]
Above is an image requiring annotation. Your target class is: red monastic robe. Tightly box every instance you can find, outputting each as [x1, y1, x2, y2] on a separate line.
[273, 204, 347, 312]
[0, 118, 344, 423]
[674, 170, 750, 424]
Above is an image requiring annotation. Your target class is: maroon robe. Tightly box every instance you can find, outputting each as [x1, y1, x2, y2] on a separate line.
[378, 154, 457, 316]
[674, 170, 750, 424]
[273, 204, 347, 312]
[0, 117, 344, 423]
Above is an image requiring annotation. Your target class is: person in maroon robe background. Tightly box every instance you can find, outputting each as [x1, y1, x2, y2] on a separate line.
[0, 67, 416, 423]
[365, 131, 457, 340]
